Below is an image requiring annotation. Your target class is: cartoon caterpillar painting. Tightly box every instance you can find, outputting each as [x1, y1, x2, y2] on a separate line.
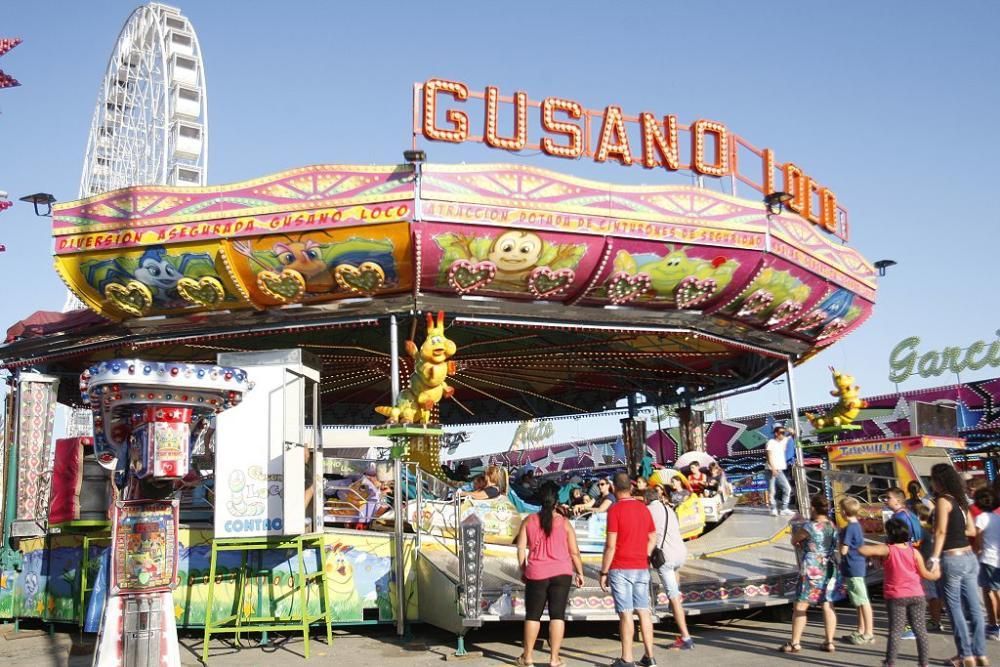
[232, 236, 397, 293]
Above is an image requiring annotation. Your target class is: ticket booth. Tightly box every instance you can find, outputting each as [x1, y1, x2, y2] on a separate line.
[827, 435, 965, 534]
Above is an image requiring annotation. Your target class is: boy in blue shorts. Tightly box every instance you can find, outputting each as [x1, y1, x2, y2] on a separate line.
[839, 497, 874, 644]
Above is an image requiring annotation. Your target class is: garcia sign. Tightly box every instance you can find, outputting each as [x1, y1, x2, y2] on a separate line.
[889, 332, 1000, 383]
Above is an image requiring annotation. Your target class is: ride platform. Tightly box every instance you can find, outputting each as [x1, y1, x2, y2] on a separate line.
[416, 507, 797, 628]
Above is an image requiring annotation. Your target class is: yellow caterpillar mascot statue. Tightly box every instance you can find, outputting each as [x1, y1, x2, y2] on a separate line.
[375, 311, 457, 425]
[806, 367, 868, 429]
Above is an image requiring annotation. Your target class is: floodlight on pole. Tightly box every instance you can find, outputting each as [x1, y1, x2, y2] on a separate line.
[19, 192, 56, 217]
[764, 191, 793, 216]
[874, 259, 897, 277]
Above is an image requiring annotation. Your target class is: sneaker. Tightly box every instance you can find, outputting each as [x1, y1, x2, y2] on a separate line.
[988, 624, 1000, 640]
[611, 660, 635, 667]
[769, 509, 778, 516]
[670, 636, 695, 650]
[901, 627, 915, 640]
[637, 656, 657, 667]
[926, 620, 942, 632]
[863, 634, 876, 644]
[780, 508, 795, 516]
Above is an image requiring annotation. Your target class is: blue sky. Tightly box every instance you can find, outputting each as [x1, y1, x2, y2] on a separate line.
[1, 1, 999, 451]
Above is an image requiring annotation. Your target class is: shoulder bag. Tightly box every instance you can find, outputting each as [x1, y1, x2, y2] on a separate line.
[649, 502, 668, 569]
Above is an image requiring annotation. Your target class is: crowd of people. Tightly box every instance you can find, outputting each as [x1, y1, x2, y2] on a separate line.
[505, 449, 1000, 667]
[500, 459, 729, 519]
[782, 463, 1000, 667]
[515, 471, 693, 667]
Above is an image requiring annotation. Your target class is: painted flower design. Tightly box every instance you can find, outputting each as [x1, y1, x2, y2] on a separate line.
[23, 572, 38, 597]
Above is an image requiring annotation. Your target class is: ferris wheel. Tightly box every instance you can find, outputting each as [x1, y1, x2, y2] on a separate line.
[66, 3, 208, 313]
[78, 3, 208, 198]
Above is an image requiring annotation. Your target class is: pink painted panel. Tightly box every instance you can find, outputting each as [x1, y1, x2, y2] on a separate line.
[417, 222, 605, 301]
[578, 239, 763, 310]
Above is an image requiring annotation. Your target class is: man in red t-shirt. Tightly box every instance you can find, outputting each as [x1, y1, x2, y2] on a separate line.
[600, 471, 657, 667]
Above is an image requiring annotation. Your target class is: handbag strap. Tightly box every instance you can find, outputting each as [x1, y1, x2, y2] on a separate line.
[658, 502, 669, 550]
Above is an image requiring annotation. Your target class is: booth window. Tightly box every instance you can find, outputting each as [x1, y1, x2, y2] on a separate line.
[836, 460, 896, 503]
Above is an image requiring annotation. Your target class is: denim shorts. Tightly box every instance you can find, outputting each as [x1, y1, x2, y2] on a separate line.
[980, 563, 1000, 592]
[608, 568, 650, 613]
[656, 562, 682, 600]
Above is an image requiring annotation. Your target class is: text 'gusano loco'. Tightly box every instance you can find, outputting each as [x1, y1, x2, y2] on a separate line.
[415, 78, 847, 239]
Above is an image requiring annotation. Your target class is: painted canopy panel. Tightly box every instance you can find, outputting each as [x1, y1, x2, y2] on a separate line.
[52, 164, 875, 336]
[33, 163, 878, 418]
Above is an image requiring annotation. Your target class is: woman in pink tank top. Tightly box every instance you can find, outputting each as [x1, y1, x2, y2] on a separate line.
[861, 516, 940, 667]
[515, 482, 585, 667]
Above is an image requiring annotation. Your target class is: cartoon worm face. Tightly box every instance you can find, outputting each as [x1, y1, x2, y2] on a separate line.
[488, 231, 543, 275]
[273, 241, 327, 278]
[135, 255, 182, 291]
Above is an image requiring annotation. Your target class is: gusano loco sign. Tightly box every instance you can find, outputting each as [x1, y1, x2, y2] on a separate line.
[413, 78, 849, 240]
[889, 331, 1000, 383]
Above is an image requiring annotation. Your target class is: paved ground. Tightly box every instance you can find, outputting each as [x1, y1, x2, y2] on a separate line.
[3, 602, 1000, 666]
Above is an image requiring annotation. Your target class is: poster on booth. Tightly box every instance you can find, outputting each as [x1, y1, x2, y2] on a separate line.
[110, 500, 179, 595]
[214, 351, 319, 538]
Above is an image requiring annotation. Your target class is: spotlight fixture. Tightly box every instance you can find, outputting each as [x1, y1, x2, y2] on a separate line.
[764, 191, 793, 216]
[19, 192, 56, 217]
[403, 149, 426, 164]
[873, 259, 897, 277]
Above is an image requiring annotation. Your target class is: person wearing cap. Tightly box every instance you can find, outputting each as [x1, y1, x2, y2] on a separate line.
[765, 426, 794, 516]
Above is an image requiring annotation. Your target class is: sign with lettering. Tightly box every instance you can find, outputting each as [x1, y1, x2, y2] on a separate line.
[830, 440, 906, 460]
[413, 78, 849, 240]
[888, 332, 1000, 383]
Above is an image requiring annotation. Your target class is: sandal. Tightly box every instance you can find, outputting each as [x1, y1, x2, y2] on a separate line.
[778, 642, 801, 653]
[944, 658, 976, 667]
[515, 656, 534, 667]
[549, 662, 566, 667]
[821, 641, 836, 653]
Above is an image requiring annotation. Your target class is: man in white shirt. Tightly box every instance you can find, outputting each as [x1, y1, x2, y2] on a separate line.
[765, 425, 794, 516]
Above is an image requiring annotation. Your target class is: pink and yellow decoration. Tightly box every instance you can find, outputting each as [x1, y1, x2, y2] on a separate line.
[51, 162, 875, 353]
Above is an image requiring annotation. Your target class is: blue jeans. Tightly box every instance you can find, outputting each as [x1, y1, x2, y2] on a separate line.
[768, 469, 791, 511]
[941, 550, 987, 658]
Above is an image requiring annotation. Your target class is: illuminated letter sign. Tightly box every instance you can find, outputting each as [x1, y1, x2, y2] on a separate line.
[541, 97, 584, 159]
[422, 78, 469, 143]
[485, 86, 527, 151]
[640, 113, 680, 170]
[414, 78, 850, 239]
[888, 332, 1000, 382]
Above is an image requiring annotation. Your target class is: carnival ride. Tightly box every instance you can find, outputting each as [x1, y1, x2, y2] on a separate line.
[0, 54, 889, 657]
[0, 156, 878, 649]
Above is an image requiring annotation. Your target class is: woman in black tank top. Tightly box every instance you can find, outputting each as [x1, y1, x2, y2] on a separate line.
[928, 463, 986, 667]
[938, 495, 970, 552]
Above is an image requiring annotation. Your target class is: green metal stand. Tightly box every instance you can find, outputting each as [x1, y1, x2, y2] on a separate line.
[201, 533, 332, 662]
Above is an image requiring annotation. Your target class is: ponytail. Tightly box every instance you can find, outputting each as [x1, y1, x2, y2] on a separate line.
[537, 481, 560, 536]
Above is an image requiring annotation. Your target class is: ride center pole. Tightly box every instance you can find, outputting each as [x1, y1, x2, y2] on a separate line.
[785, 356, 809, 517]
[390, 315, 400, 403]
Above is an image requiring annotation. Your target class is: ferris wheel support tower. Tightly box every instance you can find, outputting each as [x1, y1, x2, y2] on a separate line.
[66, 3, 208, 311]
